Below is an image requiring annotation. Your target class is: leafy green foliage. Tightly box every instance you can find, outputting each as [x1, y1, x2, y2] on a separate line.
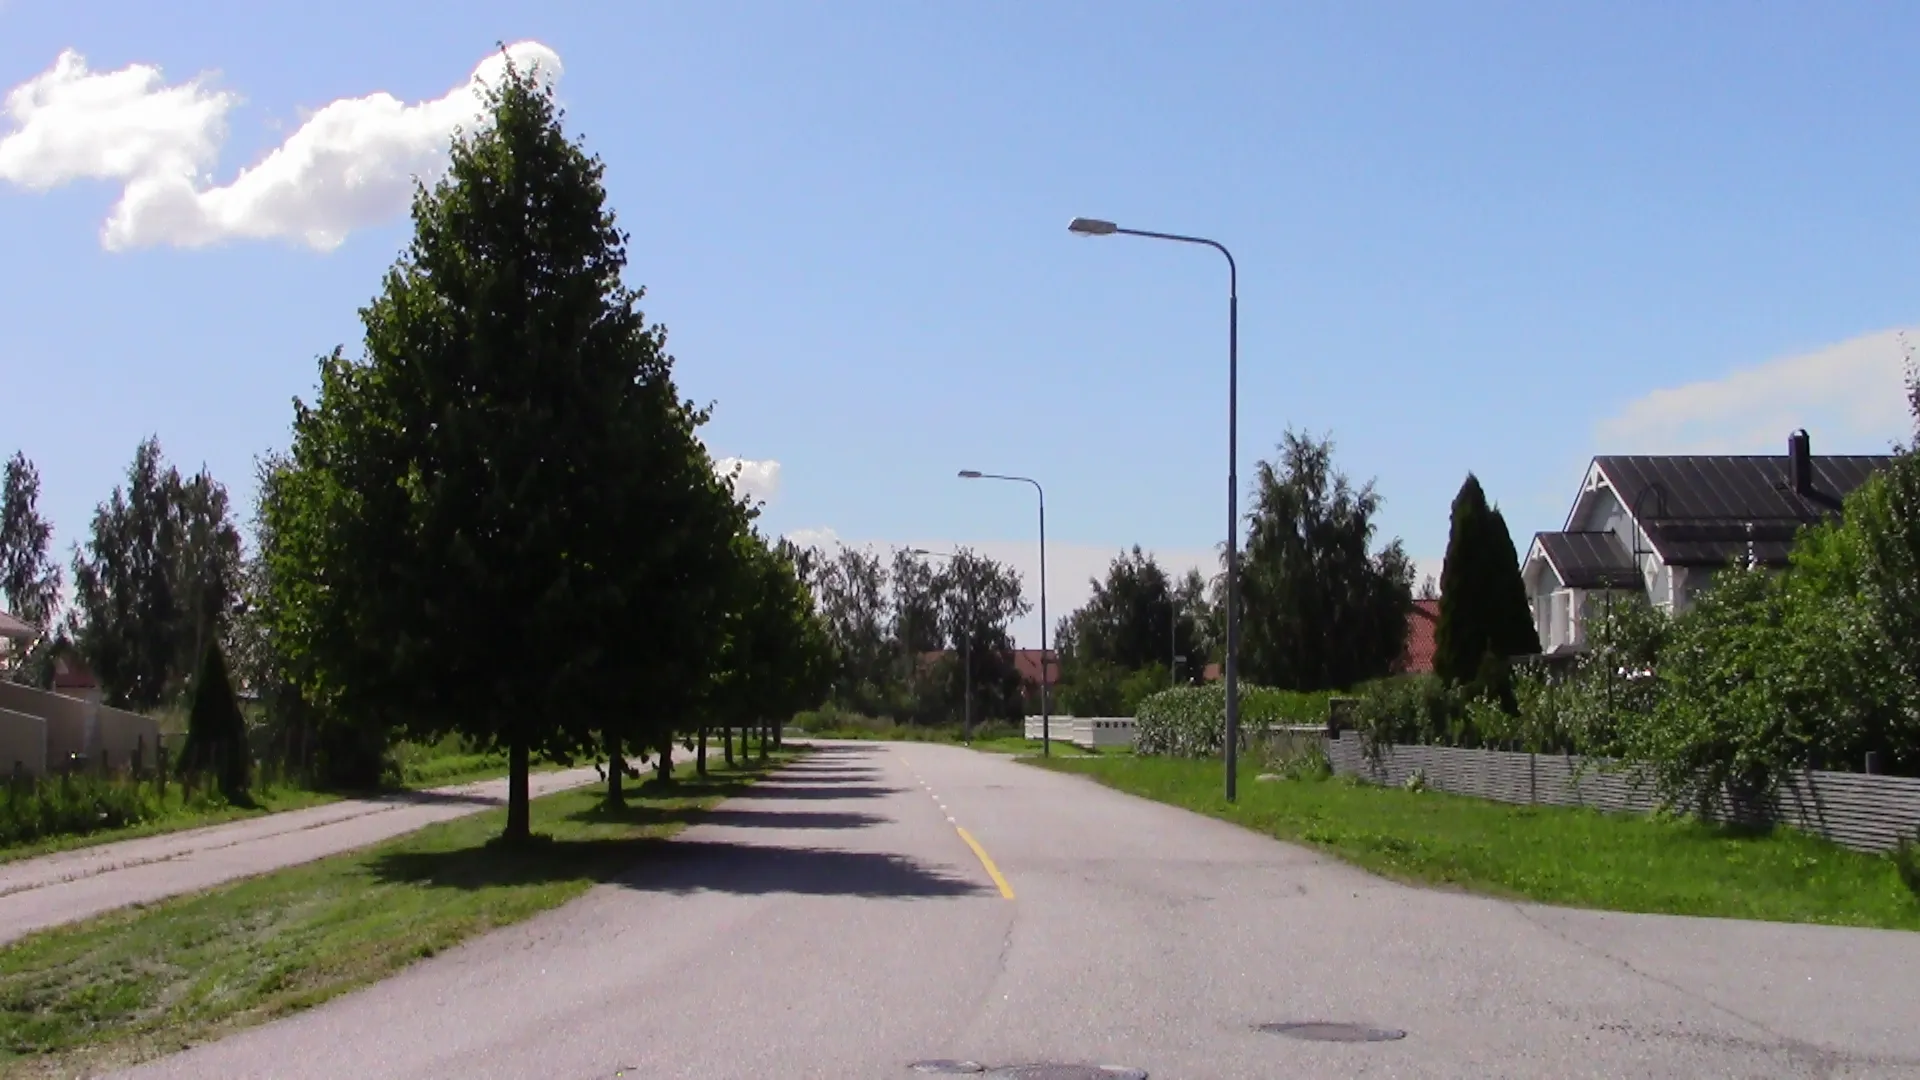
[1055, 546, 1202, 674]
[0, 775, 187, 848]
[1133, 683, 1333, 757]
[71, 438, 241, 710]
[1434, 473, 1537, 685]
[1239, 430, 1414, 691]
[261, 55, 742, 838]
[178, 642, 252, 799]
[0, 452, 61, 639]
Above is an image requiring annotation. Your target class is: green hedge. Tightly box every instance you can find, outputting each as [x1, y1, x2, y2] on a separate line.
[1133, 684, 1333, 757]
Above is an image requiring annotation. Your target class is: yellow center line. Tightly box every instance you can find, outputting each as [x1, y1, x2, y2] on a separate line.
[955, 826, 1015, 900]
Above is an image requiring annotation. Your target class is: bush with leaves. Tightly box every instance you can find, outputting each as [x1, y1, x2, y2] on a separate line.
[1348, 674, 1465, 760]
[1133, 683, 1330, 757]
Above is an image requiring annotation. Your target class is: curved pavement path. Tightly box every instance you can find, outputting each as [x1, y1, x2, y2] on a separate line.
[100, 742, 1920, 1079]
[0, 767, 600, 946]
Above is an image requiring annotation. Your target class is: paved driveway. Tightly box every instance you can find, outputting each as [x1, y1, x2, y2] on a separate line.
[107, 742, 1920, 1079]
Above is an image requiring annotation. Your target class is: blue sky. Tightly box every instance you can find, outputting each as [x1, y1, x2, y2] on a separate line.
[2, 2, 1917, 645]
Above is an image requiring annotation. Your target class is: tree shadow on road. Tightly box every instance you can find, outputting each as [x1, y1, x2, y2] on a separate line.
[367, 836, 985, 899]
[563, 804, 888, 831]
[730, 783, 900, 801]
[614, 839, 989, 898]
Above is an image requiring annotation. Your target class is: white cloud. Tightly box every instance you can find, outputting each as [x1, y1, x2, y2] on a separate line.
[715, 457, 781, 503]
[0, 41, 561, 251]
[1596, 327, 1916, 455]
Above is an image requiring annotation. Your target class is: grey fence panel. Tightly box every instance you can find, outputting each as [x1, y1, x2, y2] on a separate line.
[1326, 732, 1920, 853]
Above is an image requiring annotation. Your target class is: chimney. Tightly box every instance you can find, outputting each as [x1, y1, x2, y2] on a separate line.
[1788, 429, 1813, 499]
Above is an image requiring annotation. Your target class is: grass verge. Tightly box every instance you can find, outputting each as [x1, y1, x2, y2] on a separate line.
[1033, 753, 1920, 931]
[0, 785, 340, 867]
[0, 739, 566, 867]
[0, 752, 798, 1078]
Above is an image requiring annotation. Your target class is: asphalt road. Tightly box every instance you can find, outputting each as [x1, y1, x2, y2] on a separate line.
[0, 767, 600, 946]
[109, 742, 1920, 1080]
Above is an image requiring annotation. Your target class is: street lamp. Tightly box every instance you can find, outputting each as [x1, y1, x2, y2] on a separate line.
[909, 548, 973, 744]
[1068, 215, 1243, 800]
[957, 470, 1050, 757]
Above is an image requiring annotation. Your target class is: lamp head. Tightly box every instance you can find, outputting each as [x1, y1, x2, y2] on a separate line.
[1068, 217, 1118, 236]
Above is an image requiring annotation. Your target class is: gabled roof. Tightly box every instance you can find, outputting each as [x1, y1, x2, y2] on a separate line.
[1535, 531, 1641, 589]
[0, 610, 35, 641]
[1593, 454, 1892, 567]
[1012, 649, 1060, 687]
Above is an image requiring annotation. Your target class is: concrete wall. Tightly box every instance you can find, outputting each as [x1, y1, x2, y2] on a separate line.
[92, 704, 162, 772]
[0, 681, 160, 774]
[0, 707, 47, 778]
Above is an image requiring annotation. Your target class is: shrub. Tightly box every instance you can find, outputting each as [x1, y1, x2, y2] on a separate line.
[0, 773, 222, 848]
[1133, 683, 1332, 757]
[1349, 674, 1463, 760]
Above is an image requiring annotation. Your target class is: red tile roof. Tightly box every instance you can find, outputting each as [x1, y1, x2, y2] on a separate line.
[1012, 649, 1060, 687]
[1401, 598, 1440, 674]
[52, 653, 98, 689]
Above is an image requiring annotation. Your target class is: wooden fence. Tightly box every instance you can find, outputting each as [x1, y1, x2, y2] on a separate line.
[1323, 731, 1920, 854]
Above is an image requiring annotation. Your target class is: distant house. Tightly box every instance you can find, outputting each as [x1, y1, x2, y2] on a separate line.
[1522, 430, 1893, 655]
[51, 653, 103, 705]
[1400, 598, 1440, 674]
[912, 647, 1061, 690]
[1012, 649, 1061, 691]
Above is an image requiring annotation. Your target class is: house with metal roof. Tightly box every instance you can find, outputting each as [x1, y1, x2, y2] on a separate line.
[1522, 430, 1894, 655]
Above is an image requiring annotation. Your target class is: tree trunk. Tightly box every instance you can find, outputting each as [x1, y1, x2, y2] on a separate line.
[723, 724, 734, 767]
[604, 728, 624, 807]
[654, 737, 674, 783]
[758, 718, 770, 761]
[696, 726, 709, 777]
[505, 736, 531, 841]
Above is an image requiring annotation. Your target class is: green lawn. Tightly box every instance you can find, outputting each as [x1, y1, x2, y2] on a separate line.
[0, 739, 565, 867]
[0, 785, 341, 867]
[1034, 754, 1920, 931]
[0, 753, 796, 1079]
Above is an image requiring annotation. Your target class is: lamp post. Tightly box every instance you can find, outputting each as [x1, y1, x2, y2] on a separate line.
[958, 470, 1049, 757]
[909, 548, 971, 744]
[1068, 216, 1242, 800]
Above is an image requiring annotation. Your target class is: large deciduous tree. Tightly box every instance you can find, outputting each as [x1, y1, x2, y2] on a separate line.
[930, 547, 1030, 724]
[1433, 473, 1538, 685]
[1058, 546, 1200, 675]
[1, 452, 62, 684]
[808, 544, 892, 708]
[71, 439, 243, 711]
[1238, 430, 1414, 692]
[72, 438, 179, 709]
[265, 54, 739, 840]
[1, 452, 61, 633]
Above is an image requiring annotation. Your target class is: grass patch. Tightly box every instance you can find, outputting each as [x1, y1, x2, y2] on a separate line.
[0, 781, 339, 867]
[0, 753, 798, 1078]
[385, 735, 569, 789]
[0, 736, 547, 867]
[1033, 754, 1920, 931]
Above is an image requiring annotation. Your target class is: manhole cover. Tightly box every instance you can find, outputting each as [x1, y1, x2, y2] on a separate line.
[1257, 1022, 1406, 1043]
[990, 1060, 1136, 1068]
[910, 1063, 985, 1075]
